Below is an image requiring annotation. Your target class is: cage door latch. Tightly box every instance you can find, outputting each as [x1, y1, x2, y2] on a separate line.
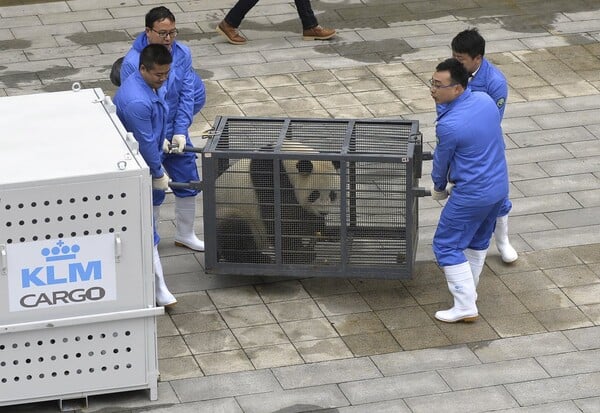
[0, 244, 6, 275]
[114, 234, 122, 263]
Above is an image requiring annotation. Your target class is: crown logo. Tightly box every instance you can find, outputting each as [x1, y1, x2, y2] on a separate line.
[41, 240, 80, 262]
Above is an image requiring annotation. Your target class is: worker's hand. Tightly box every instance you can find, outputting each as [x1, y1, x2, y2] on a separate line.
[170, 134, 187, 154]
[152, 173, 169, 191]
[162, 139, 170, 154]
[431, 186, 448, 201]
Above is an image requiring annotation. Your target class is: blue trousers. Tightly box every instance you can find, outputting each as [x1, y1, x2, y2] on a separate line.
[433, 197, 504, 267]
[499, 196, 512, 217]
[225, 0, 319, 30]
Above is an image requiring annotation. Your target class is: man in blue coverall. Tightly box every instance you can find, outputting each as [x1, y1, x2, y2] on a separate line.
[451, 28, 518, 264]
[121, 6, 207, 252]
[430, 58, 509, 323]
[114, 44, 177, 307]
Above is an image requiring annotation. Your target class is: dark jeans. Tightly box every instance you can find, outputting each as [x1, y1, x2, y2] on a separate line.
[224, 0, 318, 30]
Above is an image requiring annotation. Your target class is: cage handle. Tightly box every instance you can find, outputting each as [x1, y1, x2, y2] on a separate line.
[168, 144, 203, 153]
[421, 151, 433, 161]
[168, 180, 203, 190]
[413, 187, 432, 197]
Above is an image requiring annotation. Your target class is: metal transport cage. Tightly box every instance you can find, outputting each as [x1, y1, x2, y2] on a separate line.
[202, 116, 429, 279]
[0, 87, 162, 410]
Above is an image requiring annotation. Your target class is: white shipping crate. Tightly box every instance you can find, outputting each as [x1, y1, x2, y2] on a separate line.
[0, 87, 162, 408]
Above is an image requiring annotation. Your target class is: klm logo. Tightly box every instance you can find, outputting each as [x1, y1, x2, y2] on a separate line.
[19, 240, 106, 308]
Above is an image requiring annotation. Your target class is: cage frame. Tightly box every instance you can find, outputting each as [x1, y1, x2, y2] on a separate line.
[202, 116, 428, 279]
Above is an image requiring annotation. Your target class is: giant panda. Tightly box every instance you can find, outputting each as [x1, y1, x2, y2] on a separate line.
[215, 140, 340, 264]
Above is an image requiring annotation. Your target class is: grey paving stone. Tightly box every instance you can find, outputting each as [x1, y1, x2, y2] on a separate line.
[40, 9, 112, 25]
[170, 369, 280, 402]
[506, 372, 600, 406]
[510, 193, 580, 215]
[439, 358, 549, 390]
[138, 398, 242, 413]
[540, 157, 600, 176]
[533, 108, 600, 129]
[84, 382, 179, 412]
[508, 163, 549, 181]
[233, 60, 312, 77]
[562, 325, 600, 350]
[537, 348, 600, 377]
[237, 385, 348, 413]
[336, 399, 412, 413]
[547, 207, 600, 228]
[513, 173, 600, 196]
[471, 331, 576, 363]
[489, 400, 583, 413]
[405, 386, 519, 413]
[339, 371, 449, 404]
[505, 144, 572, 165]
[272, 357, 381, 389]
[503, 99, 564, 118]
[0, 2, 70, 17]
[522, 225, 600, 250]
[509, 126, 595, 147]
[575, 396, 600, 413]
[371, 345, 480, 376]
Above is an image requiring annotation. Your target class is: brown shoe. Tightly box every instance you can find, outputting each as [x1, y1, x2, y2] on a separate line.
[217, 20, 247, 45]
[302, 25, 336, 40]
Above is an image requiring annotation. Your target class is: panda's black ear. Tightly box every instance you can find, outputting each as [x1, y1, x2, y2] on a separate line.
[296, 159, 313, 175]
[332, 160, 340, 170]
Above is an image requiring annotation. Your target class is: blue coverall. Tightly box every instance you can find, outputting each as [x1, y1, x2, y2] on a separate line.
[432, 89, 509, 267]
[114, 70, 169, 246]
[121, 33, 207, 203]
[468, 58, 511, 217]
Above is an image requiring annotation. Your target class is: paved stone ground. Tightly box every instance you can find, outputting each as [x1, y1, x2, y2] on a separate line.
[1, 0, 600, 412]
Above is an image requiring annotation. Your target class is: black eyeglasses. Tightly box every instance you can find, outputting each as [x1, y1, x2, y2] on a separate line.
[150, 28, 179, 39]
[428, 78, 458, 90]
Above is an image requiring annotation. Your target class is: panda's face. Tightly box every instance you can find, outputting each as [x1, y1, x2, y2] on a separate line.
[283, 158, 340, 215]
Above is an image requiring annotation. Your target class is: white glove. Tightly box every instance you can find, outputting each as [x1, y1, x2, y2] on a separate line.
[431, 186, 448, 201]
[170, 134, 187, 154]
[447, 182, 455, 195]
[162, 139, 170, 153]
[152, 173, 169, 191]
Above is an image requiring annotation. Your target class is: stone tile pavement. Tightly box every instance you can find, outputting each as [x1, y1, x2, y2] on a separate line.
[1, 0, 600, 412]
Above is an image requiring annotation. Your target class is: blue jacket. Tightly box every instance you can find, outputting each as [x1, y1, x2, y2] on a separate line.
[121, 33, 205, 138]
[432, 89, 508, 205]
[114, 70, 169, 179]
[436, 58, 508, 119]
[469, 58, 508, 119]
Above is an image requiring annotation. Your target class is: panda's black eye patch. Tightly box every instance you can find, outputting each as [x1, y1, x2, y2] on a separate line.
[296, 159, 313, 175]
[329, 191, 337, 202]
[308, 190, 320, 203]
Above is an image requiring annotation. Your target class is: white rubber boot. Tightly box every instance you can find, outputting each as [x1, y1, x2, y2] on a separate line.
[174, 196, 205, 252]
[464, 248, 488, 288]
[495, 215, 518, 263]
[153, 245, 177, 307]
[435, 262, 479, 323]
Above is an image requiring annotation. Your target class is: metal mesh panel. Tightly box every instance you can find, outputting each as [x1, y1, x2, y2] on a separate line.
[203, 116, 424, 279]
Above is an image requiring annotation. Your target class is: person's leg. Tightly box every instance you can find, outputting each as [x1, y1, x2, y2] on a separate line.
[162, 150, 204, 252]
[224, 0, 260, 27]
[218, 0, 258, 44]
[296, 0, 336, 40]
[294, 0, 318, 30]
[495, 197, 518, 263]
[464, 199, 503, 293]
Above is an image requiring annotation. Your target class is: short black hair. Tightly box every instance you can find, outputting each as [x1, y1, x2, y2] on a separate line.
[435, 58, 470, 88]
[145, 6, 175, 29]
[451, 28, 485, 59]
[139, 44, 173, 70]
